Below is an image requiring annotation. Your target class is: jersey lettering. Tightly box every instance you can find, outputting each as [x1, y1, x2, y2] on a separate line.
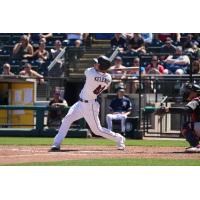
[94, 77, 110, 85]
[93, 85, 106, 95]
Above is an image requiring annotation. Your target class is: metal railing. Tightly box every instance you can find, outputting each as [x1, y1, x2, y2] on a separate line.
[0, 105, 86, 133]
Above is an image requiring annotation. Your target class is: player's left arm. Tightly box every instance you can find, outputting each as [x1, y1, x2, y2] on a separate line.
[123, 100, 132, 116]
[156, 102, 196, 115]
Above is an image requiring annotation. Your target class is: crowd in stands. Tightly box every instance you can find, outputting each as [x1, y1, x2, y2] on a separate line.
[1, 33, 200, 83]
[0, 33, 90, 79]
[110, 33, 200, 78]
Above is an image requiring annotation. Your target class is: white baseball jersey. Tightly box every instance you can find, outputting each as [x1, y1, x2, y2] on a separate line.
[53, 67, 124, 149]
[79, 67, 112, 100]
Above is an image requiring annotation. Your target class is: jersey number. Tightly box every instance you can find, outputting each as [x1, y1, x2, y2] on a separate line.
[93, 85, 106, 95]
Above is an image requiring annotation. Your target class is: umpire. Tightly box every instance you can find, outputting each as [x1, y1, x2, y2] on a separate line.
[106, 88, 132, 134]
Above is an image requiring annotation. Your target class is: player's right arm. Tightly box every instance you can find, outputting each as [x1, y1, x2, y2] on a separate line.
[84, 67, 94, 77]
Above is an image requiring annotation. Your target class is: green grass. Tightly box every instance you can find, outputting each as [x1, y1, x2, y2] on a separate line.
[0, 137, 197, 166]
[0, 137, 188, 147]
[4, 158, 200, 166]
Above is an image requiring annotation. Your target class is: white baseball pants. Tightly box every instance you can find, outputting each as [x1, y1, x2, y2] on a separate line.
[53, 100, 123, 147]
[106, 114, 127, 132]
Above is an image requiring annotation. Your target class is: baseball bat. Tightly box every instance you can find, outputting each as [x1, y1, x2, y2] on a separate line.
[109, 47, 120, 62]
[160, 96, 168, 107]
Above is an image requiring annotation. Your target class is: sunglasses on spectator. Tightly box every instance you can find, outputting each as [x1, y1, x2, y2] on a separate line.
[152, 59, 158, 61]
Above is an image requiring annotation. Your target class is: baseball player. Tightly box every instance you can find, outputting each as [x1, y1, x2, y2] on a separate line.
[156, 82, 200, 152]
[106, 88, 132, 134]
[50, 55, 125, 151]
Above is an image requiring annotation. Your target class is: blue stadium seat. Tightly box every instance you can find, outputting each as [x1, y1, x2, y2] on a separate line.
[11, 59, 21, 66]
[95, 33, 114, 39]
[47, 40, 53, 46]
[140, 55, 153, 68]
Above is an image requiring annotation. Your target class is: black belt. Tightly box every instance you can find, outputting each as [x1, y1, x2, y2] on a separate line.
[79, 98, 97, 103]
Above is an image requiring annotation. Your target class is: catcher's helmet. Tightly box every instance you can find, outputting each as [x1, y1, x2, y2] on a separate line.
[94, 55, 111, 70]
[180, 82, 200, 101]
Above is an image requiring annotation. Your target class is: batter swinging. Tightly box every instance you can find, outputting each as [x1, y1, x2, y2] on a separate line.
[50, 55, 125, 151]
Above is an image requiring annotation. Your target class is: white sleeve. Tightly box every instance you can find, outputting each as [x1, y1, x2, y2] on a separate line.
[84, 68, 90, 77]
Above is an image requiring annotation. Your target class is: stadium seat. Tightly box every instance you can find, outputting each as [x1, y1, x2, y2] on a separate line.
[95, 33, 114, 39]
[0, 34, 12, 42]
[140, 55, 152, 67]
[147, 46, 162, 53]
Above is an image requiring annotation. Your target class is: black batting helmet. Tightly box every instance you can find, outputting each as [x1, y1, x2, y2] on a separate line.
[180, 82, 200, 101]
[94, 55, 111, 70]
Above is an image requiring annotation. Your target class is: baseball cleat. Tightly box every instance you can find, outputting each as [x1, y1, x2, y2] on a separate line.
[185, 146, 200, 153]
[117, 135, 126, 150]
[49, 146, 60, 152]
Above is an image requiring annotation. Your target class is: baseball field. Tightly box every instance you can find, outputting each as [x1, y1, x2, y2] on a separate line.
[0, 137, 200, 166]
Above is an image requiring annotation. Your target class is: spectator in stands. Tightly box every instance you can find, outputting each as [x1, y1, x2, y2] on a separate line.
[13, 35, 33, 60]
[75, 40, 82, 48]
[161, 37, 176, 54]
[39, 37, 47, 44]
[82, 33, 92, 47]
[127, 57, 145, 77]
[141, 33, 153, 44]
[146, 56, 165, 74]
[164, 46, 190, 74]
[51, 40, 63, 59]
[127, 57, 145, 93]
[106, 88, 132, 134]
[33, 41, 49, 63]
[19, 63, 44, 83]
[145, 56, 166, 92]
[183, 34, 199, 53]
[155, 33, 181, 42]
[192, 60, 200, 74]
[40, 33, 53, 40]
[129, 33, 146, 54]
[1, 63, 14, 75]
[28, 33, 52, 44]
[193, 33, 200, 43]
[110, 56, 126, 79]
[67, 33, 83, 46]
[193, 45, 200, 58]
[110, 33, 127, 51]
[47, 90, 68, 128]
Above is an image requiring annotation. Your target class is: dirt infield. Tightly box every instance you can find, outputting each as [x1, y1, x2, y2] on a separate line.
[0, 145, 200, 165]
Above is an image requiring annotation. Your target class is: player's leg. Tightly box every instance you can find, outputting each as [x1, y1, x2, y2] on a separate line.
[182, 122, 200, 152]
[51, 102, 83, 149]
[182, 122, 199, 147]
[84, 102, 125, 150]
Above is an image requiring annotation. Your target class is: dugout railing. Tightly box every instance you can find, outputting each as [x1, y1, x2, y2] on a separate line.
[0, 105, 87, 137]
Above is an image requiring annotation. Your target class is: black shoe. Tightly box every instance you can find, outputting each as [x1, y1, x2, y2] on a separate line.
[121, 132, 126, 137]
[49, 146, 60, 152]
